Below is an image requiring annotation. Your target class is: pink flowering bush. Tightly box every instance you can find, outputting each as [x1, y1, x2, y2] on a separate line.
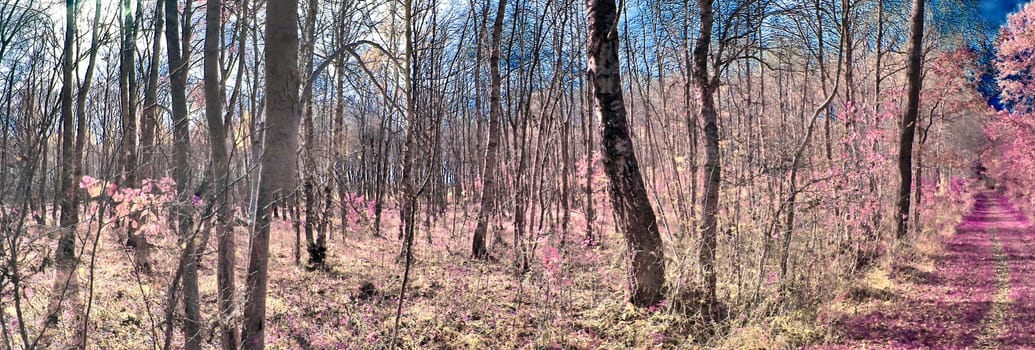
[80, 175, 178, 235]
[342, 192, 377, 228]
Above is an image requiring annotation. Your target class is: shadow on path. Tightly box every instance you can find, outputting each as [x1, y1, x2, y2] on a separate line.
[820, 192, 1035, 349]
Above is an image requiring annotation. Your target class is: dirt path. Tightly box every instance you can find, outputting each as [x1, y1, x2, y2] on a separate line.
[829, 192, 1035, 348]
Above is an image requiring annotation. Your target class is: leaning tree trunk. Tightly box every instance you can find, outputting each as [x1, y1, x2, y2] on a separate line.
[896, 0, 925, 239]
[241, 0, 301, 348]
[587, 0, 666, 307]
[472, 0, 506, 260]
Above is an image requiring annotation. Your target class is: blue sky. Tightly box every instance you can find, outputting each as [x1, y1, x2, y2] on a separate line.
[980, 0, 1030, 25]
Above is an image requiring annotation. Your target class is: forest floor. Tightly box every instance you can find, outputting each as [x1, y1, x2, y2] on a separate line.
[819, 191, 1035, 348]
[16, 206, 705, 349]
[16, 192, 1035, 349]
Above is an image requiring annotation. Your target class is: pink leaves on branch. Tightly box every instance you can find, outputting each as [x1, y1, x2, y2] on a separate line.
[79, 175, 179, 235]
[79, 175, 107, 198]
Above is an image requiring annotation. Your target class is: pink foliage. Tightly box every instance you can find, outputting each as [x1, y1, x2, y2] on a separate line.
[79, 175, 104, 198]
[998, 1, 1035, 112]
[985, 112, 1035, 203]
[541, 245, 561, 278]
[81, 175, 179, 235]
[342, 192, 376, 227]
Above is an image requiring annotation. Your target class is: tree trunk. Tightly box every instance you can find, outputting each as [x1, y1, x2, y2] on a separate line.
[300, 0, 325, 268]
[896, 0, 925, 239]
[242, 0, 301, 348]
[587, 0, 666, 307]
[560, 103, 572, 247]
[914, 112, 934, 232]
[842, 0, 855, 106]
[682, 0, 698, 239]
[582, 78, 595, 245]
[119, 0, 139, 184]
[120, 0, 151, 274]
[398, 0, 418, 260]
[332, 5, 348, 238]
[164, 0, 201, 348]
[47, 0, 82, 338]
[694, 0, 720, 307]
[141, 0, 162, 181]
[814, 0, 832, 160]
[472, 0, 506, 259]
[134, 0, 161, 275]
[874, 0, 884, 106]
[204, 0, 238, 348]
[373, 118, 387, 237]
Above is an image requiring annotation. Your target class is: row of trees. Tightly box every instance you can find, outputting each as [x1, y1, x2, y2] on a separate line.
[0, 0, 1008, 347]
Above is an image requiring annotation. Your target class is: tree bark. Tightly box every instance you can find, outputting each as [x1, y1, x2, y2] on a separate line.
[398, 0, 418, 260]
[842, 0, 855, 106]
[300, 0, 326, 268]
[165, 0, 201, 348]
[896, 0, 925, 239]
[132, 0, 163, 277]
[141, 0, 162, 181]
[472, 0, 506, 260]
[694, 0, 719, 307]
[47, 0, 81, 337]
[582, 77, 595, 245]
[119, 0, 139, 186]
[204, 0, 238, 348]
[587, 0, 666, 307]
[242, 0, 301, 348]
[120, 0, 151, 274]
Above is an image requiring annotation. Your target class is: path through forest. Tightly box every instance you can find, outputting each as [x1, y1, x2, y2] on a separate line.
[829, 192, 1035, 348]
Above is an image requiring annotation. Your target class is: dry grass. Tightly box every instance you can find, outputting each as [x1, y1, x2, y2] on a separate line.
[4, 190, 972, 349]
[6, 207, 708, 349]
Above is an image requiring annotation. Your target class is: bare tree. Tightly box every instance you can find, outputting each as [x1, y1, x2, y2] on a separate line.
[693, 0, 719, 308]
[896, 0, 925, 239]
[140, 0, 163, 181]
[241, 0, 301, 348]
[164, 0, 201, 348]
[472, 0, 506, 260]
[119, 0, 150, 274]
[300, 0, 326, 268]
[587, 0, 666, 307]
[204, 0, 238, 348]
[46, 0, 82, 340]
[118, 0, 139, 187]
